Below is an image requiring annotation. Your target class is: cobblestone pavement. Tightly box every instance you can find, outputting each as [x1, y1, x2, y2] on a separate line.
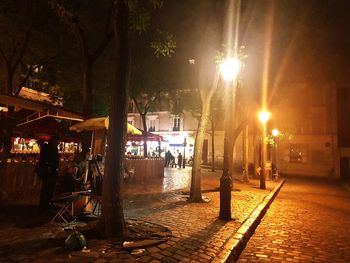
[0, 168, 277, 262]
[237, 176, 350, 263]
[122, 167, 192, 198]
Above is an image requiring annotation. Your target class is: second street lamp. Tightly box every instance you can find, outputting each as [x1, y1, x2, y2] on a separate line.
[219, 57, 241, 220]
[258, 110, 270, 190]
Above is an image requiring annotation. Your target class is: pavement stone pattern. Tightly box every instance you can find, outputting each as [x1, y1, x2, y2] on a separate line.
[0, 169, 278, 262]
[237, 176, 350, 263]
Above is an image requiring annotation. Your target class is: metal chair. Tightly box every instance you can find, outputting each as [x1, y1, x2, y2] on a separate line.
[49, 193, 83, 224]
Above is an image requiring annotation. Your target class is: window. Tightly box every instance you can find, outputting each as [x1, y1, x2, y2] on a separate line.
[128, 119, 134, 126]
[173, 116, 181, 131]
[149, 119, 156, 132]
[147, 117, 158, 132]
[128, 100, 136, 113]
[289, 144, 307, 163]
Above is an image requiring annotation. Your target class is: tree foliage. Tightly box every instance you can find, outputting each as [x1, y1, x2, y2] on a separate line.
[0, 0, 72, 96]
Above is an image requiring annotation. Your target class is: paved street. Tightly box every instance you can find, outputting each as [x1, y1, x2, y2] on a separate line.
[237, 176, 350, 263]
[123, 167, 192, 197]
[0, 167, 277, 262]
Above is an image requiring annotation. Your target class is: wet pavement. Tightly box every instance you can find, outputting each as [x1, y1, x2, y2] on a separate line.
[237, 176, 350, 263]
[0, 167, 279, 262]
[123, 167, 192, 197]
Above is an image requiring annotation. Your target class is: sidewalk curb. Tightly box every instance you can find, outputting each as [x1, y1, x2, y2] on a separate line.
[216, 179, 286, 263]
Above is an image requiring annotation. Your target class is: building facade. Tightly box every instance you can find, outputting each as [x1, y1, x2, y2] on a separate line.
[272, 83, 339, 178]
[336, 83, 350, 181]
[127, 110, 199, 160]
[126, 81, 347, 180]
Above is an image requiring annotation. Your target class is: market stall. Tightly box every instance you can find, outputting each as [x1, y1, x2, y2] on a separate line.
[69, 116, 165, 181]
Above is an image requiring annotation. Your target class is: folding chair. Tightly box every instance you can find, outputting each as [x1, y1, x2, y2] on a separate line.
[78, 193, 102, 217]
[50, 194, 79, 224]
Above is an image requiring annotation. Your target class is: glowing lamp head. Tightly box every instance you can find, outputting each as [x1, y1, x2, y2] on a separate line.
[258, 111, 271, 124]
[272, 128, 279, 137]
[219, 57, 240, 81]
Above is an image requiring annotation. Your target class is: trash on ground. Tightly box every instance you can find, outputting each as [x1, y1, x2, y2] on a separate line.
[65, 231, 87, 251]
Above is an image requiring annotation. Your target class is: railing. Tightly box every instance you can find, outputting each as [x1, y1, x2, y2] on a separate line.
[125, 157, 164, 181]
[0, 160, 40, 202]
[0, 157, 165, 203]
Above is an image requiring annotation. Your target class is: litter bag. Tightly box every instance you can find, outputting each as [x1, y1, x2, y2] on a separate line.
[65, 231, 87, 251]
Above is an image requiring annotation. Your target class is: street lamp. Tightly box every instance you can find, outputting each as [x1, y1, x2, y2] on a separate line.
[258, 110, 270, 189]
[271, 128, 279, 181]
[219, 57, 241, 220]
[219, 57, 240, 81]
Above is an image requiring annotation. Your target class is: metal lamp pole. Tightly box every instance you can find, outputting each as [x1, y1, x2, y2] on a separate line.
[258, 111, 270, 190]
[183, 137, 186, 168]
[219, 57, 240, 221]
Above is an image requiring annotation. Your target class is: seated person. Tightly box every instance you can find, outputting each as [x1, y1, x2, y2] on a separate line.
[56, 166, 77, 193]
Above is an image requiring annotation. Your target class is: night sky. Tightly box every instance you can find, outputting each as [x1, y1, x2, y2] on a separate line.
[156, 0, 350, 106]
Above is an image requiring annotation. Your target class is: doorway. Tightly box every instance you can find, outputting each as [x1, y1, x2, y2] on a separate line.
[340, 157, 349, 181]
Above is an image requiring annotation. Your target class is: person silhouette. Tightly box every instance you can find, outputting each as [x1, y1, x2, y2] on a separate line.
[38, 136, 60, 212]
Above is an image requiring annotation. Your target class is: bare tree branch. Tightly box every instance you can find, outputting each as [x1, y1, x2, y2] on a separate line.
[14, 46, 78, 95]
[11, 23, 33, 72]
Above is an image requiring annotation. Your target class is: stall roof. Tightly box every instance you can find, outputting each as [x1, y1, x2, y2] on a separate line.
[69, 116, 142, 135]
[14, 117, 79, 142]
[0, 94, 83, 126]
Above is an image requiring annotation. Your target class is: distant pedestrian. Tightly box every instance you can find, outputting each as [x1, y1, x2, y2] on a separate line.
[170, 154, 176, 168]
[256, 166, 261, 178]
[165, 150, 172, 167]
[177, 153, 183, 168]
[37, 136, 60, 212]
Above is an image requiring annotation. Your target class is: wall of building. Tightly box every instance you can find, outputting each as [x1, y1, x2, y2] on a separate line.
[272, 83, 338, 178]
[277, 134, 337, 177]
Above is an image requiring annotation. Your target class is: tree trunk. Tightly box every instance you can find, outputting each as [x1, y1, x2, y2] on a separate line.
[243, 124, 249, 182]
[2, 67, 15, 159]
[6, 67, 14, 95]
[81, 61, 93, 153]
[1, 107, 14, 160]
[141, 113, 148, 157]
[189, 98, 211, 202]
[102, 0, 128, 238]
[83, 60, 93, 118]
[211, 120, 215, 172]
[253, 133, 259, 179]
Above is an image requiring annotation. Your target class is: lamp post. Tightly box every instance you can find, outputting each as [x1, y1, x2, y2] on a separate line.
[271, 128, 279, 181]
[258, 110, 270, 190]
[183, 137, 187, 168]
[219, 57, 240, 220]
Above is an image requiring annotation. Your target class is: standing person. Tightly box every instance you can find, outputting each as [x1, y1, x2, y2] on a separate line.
[170, 153, 176, 168]
[177, 152, 183, 168]
[37, 136, 60, 212]
[165, 150, 171, 167]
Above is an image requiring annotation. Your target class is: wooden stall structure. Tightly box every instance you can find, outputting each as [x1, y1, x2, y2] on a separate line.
[0, 94, 84, 204]
[69, 117, 165, 182]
